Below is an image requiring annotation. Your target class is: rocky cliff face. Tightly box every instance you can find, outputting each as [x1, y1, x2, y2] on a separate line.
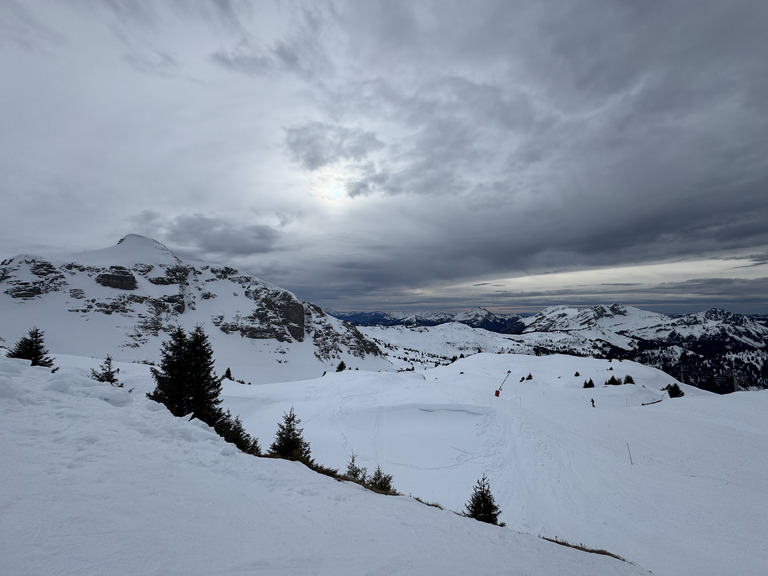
[0, 235, 380, 368]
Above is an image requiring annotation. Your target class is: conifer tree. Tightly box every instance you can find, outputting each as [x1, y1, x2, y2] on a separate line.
[147, 325, 222, 427]
[345, 451, 368, 483]
[90, 355, 121, 387]
[336, 360, 346, 372]
[185, 325, 222, 427]
[368, 464, 396, 494]
[8, 327, 54, 367]
[216, 409, 261, 456]
[464, 474, 502, 525]
[147, 326, 189, 417]
[268, 407, 312, 464]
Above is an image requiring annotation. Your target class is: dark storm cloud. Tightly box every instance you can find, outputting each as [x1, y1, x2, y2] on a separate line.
[284, 122, 384, 171]
[3, 1, 768, 314]
[132, 212, 280, 258]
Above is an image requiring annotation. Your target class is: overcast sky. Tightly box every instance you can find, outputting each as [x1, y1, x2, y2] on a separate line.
[2, 1, 767, 314]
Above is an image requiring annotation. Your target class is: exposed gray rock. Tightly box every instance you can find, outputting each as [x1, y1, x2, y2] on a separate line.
[95, 266, 137, 290]
[5, 282, 43, 299]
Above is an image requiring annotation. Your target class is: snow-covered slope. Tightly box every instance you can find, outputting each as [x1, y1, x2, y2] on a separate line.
[0, 355, 651, 576]
[0, 235, 386, 382]
[223, 354, 768, 576]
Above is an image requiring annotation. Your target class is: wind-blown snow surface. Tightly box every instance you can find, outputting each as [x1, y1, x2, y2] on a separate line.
[0, 356, 649, 576]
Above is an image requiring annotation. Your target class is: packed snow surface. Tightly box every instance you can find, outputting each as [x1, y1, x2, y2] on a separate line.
[1, 355, 652, 576]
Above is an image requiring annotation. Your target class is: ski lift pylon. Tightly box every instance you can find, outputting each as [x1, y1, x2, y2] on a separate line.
[495, 370, 512, 397]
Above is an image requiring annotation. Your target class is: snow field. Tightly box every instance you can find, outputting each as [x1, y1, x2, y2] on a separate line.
[0, 355, 650, 576]
[223, 354, 768, 576]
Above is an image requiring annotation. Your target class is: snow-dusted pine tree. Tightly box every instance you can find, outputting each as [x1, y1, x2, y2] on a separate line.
[90, 355, 121, 387]
[464, 474, 502, 525]
[269, 407, 312, 465]
[8, 327, 54, 367]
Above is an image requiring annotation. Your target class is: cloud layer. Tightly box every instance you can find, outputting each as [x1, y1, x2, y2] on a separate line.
[1, 0, 767, 313]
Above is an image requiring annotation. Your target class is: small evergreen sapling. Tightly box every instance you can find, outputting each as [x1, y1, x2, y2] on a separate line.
[345, 451, 368, 483]
[464, 474, 502, 525]
[336, 360, 346, 372]
[269, 407, 313, 465]
[90, 355, 122, 387]
[367, 464, 396, 495]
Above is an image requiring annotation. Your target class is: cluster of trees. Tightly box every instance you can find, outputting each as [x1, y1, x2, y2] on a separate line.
[146, 326, 503, 518]
[604, 374, 635, 386]
[147, 325, 260, 456]
[343, 452, 397, 495]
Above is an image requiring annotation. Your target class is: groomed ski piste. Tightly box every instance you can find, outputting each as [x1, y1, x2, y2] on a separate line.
[2, 350, 767, 576]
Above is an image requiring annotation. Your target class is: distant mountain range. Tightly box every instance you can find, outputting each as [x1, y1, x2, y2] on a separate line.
[331, 304, 768, 393]
[327, 307, 526, 333]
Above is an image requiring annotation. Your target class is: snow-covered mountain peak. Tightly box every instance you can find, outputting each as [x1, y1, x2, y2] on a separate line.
[66, 234, 183, 267]
[453, 306, 491, 321]
[0, 237, 385, 379]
